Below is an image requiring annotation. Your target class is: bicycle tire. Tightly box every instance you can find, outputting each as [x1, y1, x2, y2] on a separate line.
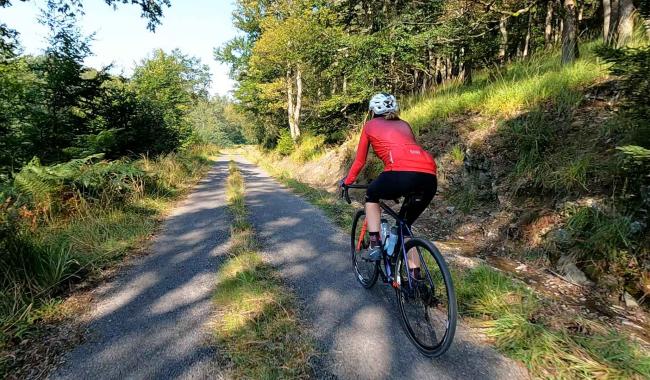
[351, 210, 379, 288]
[395, 237, 457, 357]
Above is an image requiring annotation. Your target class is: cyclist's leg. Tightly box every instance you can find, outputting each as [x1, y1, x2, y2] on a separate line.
[366, 172, 401, 246]
[402, 174, 437, 271]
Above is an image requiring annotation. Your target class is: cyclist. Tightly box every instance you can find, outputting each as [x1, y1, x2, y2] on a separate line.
[340, 93, 437, 279]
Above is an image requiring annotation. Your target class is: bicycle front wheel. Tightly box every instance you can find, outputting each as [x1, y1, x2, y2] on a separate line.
[351, 210, 379, 288]
[395, 237, 457, 357]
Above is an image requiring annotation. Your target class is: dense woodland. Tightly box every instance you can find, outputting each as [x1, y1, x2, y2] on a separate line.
[0, 2, 246, 177]
[217, 0, 649, 146]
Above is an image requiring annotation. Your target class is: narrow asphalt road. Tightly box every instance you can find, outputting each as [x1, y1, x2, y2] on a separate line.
[50, 159, 232, 380]
[233, 155, 529, 380]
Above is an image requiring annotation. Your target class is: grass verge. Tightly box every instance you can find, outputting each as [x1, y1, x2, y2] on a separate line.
[212, 160, 314, 379]
[244, 148, 650, 379]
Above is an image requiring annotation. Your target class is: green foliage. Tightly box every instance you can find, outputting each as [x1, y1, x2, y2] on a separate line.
[617, 145, 650, 207]
[0, 10, 223, 176]
[453, 265, 650, 378]
[454, 265, 537, 318]
[566, 206, 636, 264]
[131, 49, 211, 141]
[598, 45, 650, 148]
[450, 145, 464, 164]
[448, 187, 479, 213]
[291, 134, 325, 163]
[0, 146, 217, 368]
[12, 154, 146, 216]
[274, 130, 295, 156]
[185, 98, 247, 146]
[402, 46, 605, 134]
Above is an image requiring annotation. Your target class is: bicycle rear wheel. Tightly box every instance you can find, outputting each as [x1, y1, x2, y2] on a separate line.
[395, 237, 457, 357]
[351, 210, 379, 288]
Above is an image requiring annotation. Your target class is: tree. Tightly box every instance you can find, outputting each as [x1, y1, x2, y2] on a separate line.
[25, 1, 107, 163]
[131, 49, 211, 142]
[615, 0, 635, 47]
[249, 11, 334, 141]
[562, 0, 579, 64]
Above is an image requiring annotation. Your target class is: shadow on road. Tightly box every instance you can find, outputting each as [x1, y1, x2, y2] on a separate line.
[51, 160, 231, 380]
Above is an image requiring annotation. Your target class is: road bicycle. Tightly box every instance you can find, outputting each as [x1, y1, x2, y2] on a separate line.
[341, 184, 457, 357]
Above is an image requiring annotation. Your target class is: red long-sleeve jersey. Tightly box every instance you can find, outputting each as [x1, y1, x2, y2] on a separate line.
[343, 117, 437, 185]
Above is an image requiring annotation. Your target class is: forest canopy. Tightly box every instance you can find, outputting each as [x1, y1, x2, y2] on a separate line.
[216, 0, 649, 147]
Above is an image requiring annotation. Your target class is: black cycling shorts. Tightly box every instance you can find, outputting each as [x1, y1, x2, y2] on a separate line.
[365, 171, 437, 227]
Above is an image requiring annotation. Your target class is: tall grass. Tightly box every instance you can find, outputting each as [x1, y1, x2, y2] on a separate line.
[0, 144, 218, 374]
[401, 43, 608, 134]
[456, 265, 649, 379]
[213, 161, 314, 378]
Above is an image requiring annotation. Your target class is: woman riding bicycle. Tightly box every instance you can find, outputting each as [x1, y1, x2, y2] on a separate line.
[341, 93, 437, 278]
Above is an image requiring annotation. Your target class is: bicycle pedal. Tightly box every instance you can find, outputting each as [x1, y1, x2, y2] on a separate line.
[391, 281, 400, 289]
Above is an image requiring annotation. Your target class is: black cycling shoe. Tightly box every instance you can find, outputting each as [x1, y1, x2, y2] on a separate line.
[367, 246, 383, 261]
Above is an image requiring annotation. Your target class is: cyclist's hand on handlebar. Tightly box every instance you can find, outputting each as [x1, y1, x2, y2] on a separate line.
[339, 179, 353, 204]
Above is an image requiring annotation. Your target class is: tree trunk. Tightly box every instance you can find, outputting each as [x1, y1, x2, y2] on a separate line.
[524, 8, 533, 57]
[286, 69, 296, 140]
[435, 57, 442, 85]
[293, 67, 302, 140]
[603, 0, 611, 41]
[421, 72, 428, 94]
[616, 0, 635, 47]
[545, 0, 554, 47]
[462, 61, 473, 84]
[554, 8, 562, 44]
[413, 69, 419, 95]
[499, 15, 508, 63]
[562, 0, 579, 64]
[389, 51, 396, 92]
[608, 0, 620, 43]
[578, 0, 584, 22]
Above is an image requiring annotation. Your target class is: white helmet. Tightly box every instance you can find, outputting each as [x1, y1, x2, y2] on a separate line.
[368, 93, 398, 115]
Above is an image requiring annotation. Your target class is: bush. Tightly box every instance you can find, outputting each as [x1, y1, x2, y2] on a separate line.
[291, 134, 325, 163]
[275, 130, 295, 156]
[13, 155, 145, 217]
[564, 205, 648, 296]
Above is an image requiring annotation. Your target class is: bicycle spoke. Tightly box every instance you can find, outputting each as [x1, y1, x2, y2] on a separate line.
[396, 238, 457, 357]
[351, 210, 378, 288]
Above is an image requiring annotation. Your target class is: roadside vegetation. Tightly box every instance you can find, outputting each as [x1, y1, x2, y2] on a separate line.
[0, 145, 218, 375]
[213, 161, 314, 379]
[217, 0, 649, 308]
[240, 38, 650, 304]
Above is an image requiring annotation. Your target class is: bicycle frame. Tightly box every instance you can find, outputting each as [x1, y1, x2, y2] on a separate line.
[345, 184, 419, 291]
[343, 183, 457, 357]
[378, 201, 417, 290]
